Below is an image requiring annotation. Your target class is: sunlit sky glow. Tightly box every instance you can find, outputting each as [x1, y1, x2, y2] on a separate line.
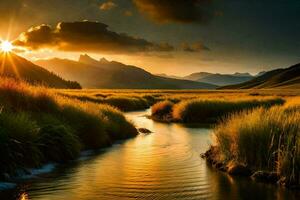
[1, 0, 299, 76]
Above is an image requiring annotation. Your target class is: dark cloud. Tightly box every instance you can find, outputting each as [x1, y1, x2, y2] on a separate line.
[132, 0, 214, 24]
[14, 21, 175, 54]
[181, 42, 210, 52]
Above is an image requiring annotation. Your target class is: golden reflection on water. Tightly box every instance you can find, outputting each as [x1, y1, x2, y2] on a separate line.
[18, 192, 28, 200]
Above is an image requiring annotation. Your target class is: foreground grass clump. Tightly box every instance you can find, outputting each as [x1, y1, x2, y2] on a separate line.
[209, 106, 300, 187]
[0, 112, 41, 174]
[151, 98, 285, 123]
[37, 125, 81, 163]
[0, 78, 138, 177]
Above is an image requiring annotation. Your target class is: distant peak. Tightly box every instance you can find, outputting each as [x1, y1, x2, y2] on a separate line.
[233, 72, 252, 77]
[99, 57, 110, 64]
[78, 54, 98, 65]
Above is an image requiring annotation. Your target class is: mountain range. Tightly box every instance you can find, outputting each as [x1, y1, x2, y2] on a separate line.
[0, 53, 81, 89]
[2, 52, 298, 90]
[35, 54, 217, 89]
[183, 72, 254, 86]
[221, 63, 300, 89]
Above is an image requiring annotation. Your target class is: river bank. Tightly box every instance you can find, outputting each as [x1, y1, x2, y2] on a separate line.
[0, 78, 138, 182]
[203, 105, 300, 189]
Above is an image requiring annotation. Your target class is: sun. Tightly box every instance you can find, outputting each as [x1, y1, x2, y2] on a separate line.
[1, 41, 13, 52]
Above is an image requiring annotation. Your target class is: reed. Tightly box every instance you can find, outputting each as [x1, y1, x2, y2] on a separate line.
[213, 106, 300, 186]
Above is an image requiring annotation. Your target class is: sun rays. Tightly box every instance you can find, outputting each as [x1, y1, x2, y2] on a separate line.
[0, 41, 21, 78]
[1, 40, 13, 52]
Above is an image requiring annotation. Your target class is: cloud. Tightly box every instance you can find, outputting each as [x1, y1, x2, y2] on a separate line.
[100, 1, 117, 11]
[132, 0, 214, 24]
[14, 21, 175, 54]
[181, 42, 210, 52]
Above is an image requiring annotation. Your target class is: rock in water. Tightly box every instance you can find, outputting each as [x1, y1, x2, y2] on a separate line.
[138, 128, 152, 134]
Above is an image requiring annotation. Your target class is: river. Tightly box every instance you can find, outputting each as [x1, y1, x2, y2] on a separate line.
[1, 109, 299, 200]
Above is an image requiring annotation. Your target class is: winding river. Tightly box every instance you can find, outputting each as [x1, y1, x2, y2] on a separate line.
[1, 109, 299, 200]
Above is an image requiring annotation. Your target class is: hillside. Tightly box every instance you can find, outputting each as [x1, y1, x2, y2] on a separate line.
[0, 53, 81, 88]
[36, 55, 217, 89]
[221, 63, 300, 89]
[184, 72, 253, 86]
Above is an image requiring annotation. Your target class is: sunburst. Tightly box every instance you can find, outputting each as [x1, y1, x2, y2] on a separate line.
[1, 40, 13, 52]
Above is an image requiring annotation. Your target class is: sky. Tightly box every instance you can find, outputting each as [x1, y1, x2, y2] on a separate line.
[1, 0, 299, 76]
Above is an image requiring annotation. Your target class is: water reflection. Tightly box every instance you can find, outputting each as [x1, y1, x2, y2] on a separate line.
[1, 109, 299, 200]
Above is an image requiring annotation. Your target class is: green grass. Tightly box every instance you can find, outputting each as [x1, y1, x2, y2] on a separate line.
[0, 78, 138, 177]
[213, 106, 300, 186]
[37, 125, 81, 163]
[151, 97, 285, 123]
[0, 112, 41, 174]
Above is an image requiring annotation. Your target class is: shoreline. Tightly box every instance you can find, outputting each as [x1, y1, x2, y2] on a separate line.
[0, 140, 136, 191]
[202, 146, 300, 189]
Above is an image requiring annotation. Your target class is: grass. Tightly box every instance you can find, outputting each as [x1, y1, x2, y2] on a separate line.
[211, 105, 300, 186]
[173, 98, 285, 123]
[0, 77, 138, 177]
[57, 92, 151, 111]
[151, 100, 174, 122]
[150, 97, 285, 123]
[56, 88, 300, 112]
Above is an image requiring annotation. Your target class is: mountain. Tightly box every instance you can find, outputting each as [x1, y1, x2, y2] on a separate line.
[233, 72, 252, 77]
[35, 55, 217, 89]
[221, 63, 300, 89]
[255, 71, 266, 77]
[0, 53, 81, 89]
[155, 73, 182, 79]
[184, 72, 253, 86]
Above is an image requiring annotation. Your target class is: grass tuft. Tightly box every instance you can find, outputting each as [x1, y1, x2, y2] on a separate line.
[213, 106, 300, 186]
[151, 100, 174, 122]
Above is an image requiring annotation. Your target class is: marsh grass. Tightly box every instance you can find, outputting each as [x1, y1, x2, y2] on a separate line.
[151, 97, 285, 123]
[0, 112, 41, 174]
[0, 77, 137, 177]
[57, 92, 150, 111]
[103, 96, 149, 111]
[151, 100, 174, 122]
[37, 125, 81, 163]
[99, 106, 138, 140]
[213, 106, 300, 186]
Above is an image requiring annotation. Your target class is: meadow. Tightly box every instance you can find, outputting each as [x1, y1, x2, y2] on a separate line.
[1, 83, 300, 188]
[54, 88, 300, 112]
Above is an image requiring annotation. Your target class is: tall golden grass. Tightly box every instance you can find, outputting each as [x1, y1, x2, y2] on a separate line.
[150, 97, 285, 123]
[213, 105, 300, 186]
[0, 77, 137, 176]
